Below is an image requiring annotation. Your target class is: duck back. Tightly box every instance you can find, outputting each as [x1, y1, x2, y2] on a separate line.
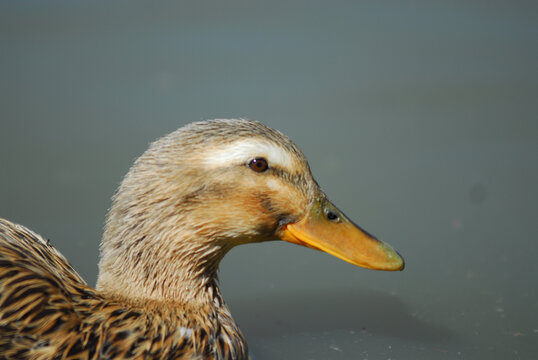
[0, 218, 100, 358]
[0, 219, 248, 360]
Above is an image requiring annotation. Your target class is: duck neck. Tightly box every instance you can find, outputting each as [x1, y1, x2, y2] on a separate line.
[96, 151, 238, 307]
[97, 223, 231, 307]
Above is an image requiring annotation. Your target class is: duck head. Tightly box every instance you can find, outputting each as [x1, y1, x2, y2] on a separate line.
[97, 119, 403, 303]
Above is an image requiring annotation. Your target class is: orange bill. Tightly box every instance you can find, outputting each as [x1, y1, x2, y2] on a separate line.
[280, 197, 404, 271]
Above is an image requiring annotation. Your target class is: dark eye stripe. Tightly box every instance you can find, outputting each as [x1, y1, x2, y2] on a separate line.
[248, 158, 269, 172]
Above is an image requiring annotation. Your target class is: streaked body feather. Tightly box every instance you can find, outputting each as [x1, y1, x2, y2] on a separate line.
[0, 219, 247, 359]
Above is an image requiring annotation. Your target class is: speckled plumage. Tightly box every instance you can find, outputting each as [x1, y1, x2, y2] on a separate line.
[0, 218, 247, 359]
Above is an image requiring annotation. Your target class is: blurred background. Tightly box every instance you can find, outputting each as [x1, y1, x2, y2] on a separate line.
[1, 1, 536, 359]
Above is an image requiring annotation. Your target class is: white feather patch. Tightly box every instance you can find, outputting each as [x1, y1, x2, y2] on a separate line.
[179, 326, 193, 339]
[204, 139, 295, 170]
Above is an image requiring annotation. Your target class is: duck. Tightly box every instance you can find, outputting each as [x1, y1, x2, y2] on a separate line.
[0, 119, 404, 359]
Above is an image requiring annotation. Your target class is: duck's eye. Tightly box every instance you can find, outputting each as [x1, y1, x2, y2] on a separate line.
[248, 157, 269, 172]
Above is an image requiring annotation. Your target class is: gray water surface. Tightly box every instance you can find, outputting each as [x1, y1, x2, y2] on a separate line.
[1, 1, 537, 359]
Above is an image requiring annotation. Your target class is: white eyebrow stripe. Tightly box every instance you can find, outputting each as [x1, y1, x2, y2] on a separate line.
[204, 139, 295, 170]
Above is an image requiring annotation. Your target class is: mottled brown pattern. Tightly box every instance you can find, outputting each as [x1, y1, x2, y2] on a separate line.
[0, 219, 247, 359]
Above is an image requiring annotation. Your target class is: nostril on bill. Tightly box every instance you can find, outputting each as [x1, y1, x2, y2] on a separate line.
[326, 210, 339, 222]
